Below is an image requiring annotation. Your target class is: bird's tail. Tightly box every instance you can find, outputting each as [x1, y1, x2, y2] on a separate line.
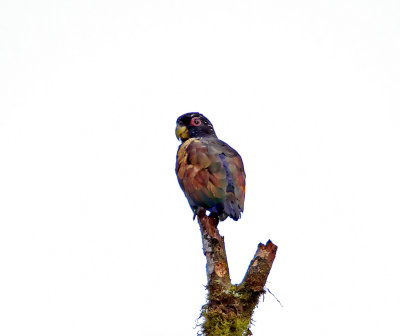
[223, 192, 242, 221]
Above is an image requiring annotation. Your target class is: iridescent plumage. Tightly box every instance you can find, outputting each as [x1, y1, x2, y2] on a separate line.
[175, 113, 245, 221]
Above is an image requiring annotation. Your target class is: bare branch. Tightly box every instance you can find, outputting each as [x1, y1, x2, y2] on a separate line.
[197, 211, 231, 295]
[242, 240, 278, 292]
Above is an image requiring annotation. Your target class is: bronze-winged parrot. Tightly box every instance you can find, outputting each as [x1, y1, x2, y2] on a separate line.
[175, 112, 245, 221]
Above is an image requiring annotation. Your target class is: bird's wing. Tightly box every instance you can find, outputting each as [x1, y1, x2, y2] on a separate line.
[176, 138, 245, 217]
[206, 138, 246, 213]
[176, 138, 227, 210]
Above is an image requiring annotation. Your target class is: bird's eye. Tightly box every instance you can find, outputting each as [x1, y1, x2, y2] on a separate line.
[190, 117, 202, 126]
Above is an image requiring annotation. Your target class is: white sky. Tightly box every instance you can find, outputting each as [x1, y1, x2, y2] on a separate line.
[1, 1, 400, 335]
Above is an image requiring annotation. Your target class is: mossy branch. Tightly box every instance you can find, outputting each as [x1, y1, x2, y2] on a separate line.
[197, 211, 278, 336]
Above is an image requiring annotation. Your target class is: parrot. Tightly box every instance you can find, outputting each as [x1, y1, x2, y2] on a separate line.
[175, 112, 245, 221]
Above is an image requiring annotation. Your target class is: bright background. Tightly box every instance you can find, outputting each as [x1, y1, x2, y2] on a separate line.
[1, 1, 399, 335]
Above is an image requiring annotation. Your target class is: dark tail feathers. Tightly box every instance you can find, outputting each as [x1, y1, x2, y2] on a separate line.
[222, 192, 242, 221]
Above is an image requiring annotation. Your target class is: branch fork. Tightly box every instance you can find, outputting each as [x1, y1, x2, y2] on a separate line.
[197, 212, 277, 336]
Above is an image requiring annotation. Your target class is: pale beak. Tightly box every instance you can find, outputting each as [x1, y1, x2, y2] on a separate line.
[175, 124, 189, 141]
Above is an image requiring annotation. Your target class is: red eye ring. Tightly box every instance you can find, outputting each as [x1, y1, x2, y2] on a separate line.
[190, 117, 202, 126]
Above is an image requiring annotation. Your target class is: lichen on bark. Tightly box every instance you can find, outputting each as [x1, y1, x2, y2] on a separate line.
[196, 212, 278, 336]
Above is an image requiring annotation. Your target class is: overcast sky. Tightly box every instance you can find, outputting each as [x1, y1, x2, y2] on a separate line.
[1, 1, 400, 335]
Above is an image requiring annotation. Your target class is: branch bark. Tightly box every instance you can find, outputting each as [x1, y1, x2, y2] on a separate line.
[197, 212, 278, 336]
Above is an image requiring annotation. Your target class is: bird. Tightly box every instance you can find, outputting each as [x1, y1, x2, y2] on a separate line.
[175, 112, 245, 222]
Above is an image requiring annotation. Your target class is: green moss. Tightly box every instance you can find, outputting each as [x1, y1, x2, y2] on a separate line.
[201, 309, 251, 336]
[199, 284, 267, 335]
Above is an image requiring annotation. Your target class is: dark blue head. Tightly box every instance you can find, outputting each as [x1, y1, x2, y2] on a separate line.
[175, 112, 216, 142]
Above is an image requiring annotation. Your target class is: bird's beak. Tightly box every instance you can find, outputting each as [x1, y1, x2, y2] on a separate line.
[175, 124, 189, 141]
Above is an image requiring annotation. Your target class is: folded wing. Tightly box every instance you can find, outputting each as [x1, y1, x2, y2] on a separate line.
[176, 138, 245, 221]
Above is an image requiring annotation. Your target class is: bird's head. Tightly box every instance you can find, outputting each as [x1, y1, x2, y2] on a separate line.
[175, 112, 216, 142]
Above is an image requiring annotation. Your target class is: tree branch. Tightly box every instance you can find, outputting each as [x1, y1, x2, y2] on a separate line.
[197, 212, 278, 336]
[242, 241, 278, 292]
[198, 211, 231, 295]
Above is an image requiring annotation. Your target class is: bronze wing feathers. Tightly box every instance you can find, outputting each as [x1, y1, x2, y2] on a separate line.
[176, 138, 245, 221]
